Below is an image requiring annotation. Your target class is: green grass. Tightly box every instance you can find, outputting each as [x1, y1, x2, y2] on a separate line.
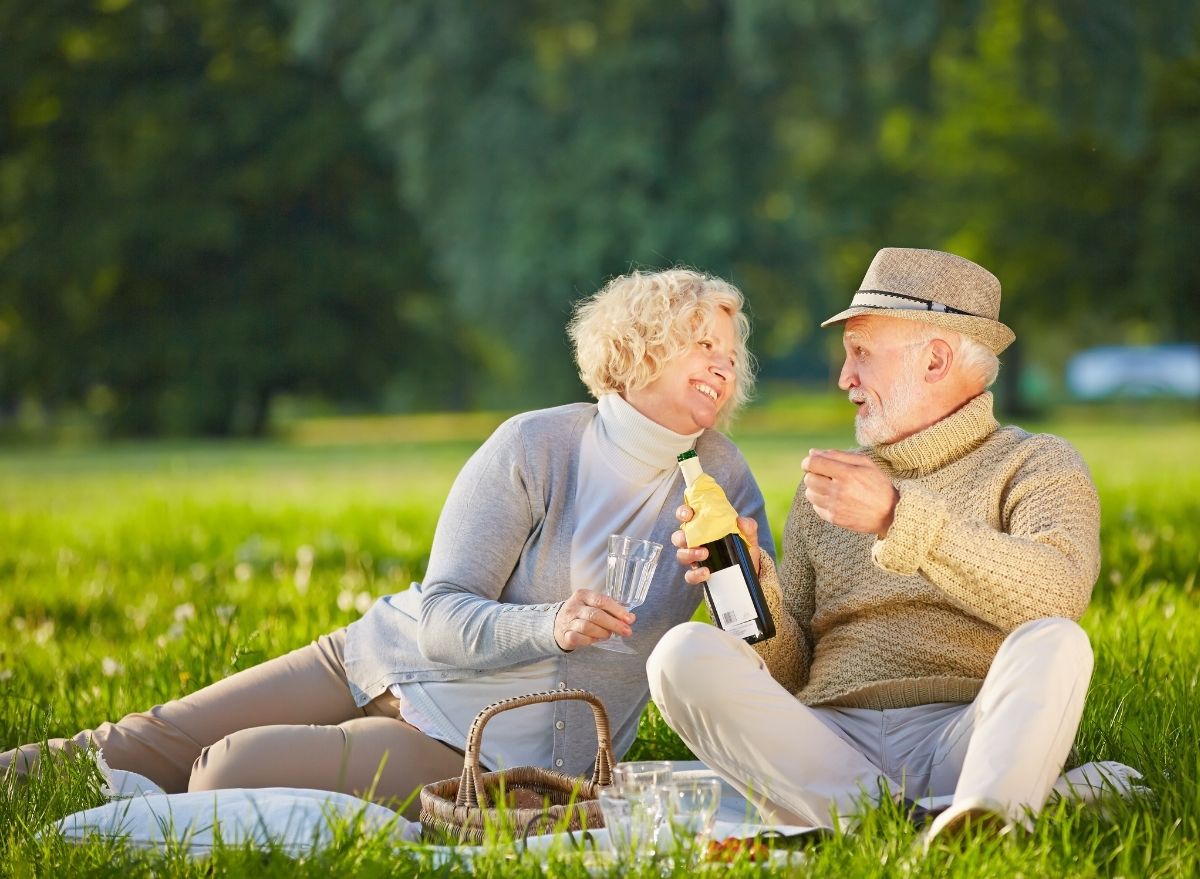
[1, 401, 1198, 876]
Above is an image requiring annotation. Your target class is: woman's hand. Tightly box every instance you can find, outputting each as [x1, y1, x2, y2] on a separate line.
[554, 589, 636, 651]
[671, 505, 762, 585]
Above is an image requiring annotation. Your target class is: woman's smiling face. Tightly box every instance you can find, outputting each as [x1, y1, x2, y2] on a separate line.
[622, 308, 737, 434]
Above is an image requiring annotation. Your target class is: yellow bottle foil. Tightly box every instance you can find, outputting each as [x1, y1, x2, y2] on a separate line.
[682, 474, 749, 548]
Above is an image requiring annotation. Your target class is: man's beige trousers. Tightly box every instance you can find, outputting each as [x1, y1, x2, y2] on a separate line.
[0, 629, 465, 819]
[647, 616, 1093, 830]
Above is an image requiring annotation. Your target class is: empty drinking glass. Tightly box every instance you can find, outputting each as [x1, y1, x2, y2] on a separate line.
[662, 777, 722, 861]
[594, 535, 662, 654]
[614, 761, 672, 787]
[598, 787, 657, 861]
[613, 761, 673, 854]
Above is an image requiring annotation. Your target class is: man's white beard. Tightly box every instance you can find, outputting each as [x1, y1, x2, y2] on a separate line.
[852, 355, 924, 447]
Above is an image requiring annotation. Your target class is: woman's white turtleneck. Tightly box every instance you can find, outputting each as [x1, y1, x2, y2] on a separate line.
[570, 393, 702, 595]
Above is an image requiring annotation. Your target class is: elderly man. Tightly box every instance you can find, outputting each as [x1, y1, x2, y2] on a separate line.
[647, 248, 1101, 841]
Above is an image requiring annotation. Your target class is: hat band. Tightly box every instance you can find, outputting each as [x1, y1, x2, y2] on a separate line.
[853, 289, 980, 318]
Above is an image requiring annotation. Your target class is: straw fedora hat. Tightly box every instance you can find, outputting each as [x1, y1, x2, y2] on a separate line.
[821, 248, 1016, 354]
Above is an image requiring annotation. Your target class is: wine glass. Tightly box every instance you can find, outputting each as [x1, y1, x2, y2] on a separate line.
[662, 777, 723, 863]
[594, 535, 662, 654]
[601, 762, 674, 860]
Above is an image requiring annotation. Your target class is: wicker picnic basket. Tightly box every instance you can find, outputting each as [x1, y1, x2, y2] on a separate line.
[419, 688, 614, 843]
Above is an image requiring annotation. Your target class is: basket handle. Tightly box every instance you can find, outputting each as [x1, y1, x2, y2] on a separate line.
[454, 688, 614, 809]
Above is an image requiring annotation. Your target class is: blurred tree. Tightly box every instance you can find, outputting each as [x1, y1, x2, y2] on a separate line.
[291, 0, 1197, 411]
[0, 0, 468, 435]
[289, 0, 798, 406]
[2, 0, 1196, 432]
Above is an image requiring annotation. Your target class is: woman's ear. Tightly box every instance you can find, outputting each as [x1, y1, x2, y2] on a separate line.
[925, 338, 954, 383]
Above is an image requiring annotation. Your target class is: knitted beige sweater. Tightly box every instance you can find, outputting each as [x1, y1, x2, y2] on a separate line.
[754, 392, 1101, 709]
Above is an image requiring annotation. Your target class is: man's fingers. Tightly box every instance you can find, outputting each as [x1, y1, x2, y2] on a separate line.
[684, 566, 710, 586]
[802, 453, 855, 479]
[812, 448, 870, 466]
[804, 478, 836, 506]
[675, 504, 694, 524]
[805, 484, 834, 513]
[671, 528, 688, 549]
[803, 471, 833, 490]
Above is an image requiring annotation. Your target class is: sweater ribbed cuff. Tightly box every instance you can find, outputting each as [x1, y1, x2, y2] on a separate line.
[493, 601, 564, 659]
[871, 480, 948, 575]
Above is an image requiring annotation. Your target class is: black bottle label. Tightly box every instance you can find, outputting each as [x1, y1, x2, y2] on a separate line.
[703, 534, 775, 644]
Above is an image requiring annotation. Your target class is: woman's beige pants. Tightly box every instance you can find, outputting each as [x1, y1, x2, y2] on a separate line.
[647, 617, 1093, 830]
[0, 629, 465, 819]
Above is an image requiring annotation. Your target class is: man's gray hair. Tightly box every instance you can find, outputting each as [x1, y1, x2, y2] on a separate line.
[956, 334, 1001, 388]
[907, 323, 1000, 388]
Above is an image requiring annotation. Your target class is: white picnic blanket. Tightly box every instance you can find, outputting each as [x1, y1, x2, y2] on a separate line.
[47, 757, 1148, 858]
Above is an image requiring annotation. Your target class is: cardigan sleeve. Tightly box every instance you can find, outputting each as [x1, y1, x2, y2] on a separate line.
[416, 418, 563, 668]
[871, 437, 1101, 631]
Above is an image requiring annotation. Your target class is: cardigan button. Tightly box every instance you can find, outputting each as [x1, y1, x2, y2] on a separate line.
[555, 721, 565, 730]
[555, 759, 564, 768]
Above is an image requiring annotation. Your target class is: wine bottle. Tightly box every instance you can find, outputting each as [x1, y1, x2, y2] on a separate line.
[677, 450, 775, 644]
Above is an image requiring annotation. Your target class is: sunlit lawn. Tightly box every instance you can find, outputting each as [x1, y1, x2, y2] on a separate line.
[1, 399, 1197, 876]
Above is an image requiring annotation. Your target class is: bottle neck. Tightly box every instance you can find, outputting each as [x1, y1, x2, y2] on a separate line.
[679, 456, 704, 488]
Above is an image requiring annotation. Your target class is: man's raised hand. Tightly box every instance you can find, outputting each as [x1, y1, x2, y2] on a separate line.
[801, 449, 899, 537]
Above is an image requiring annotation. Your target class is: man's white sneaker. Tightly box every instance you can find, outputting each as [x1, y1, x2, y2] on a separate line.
[920, 797, 1013, 852]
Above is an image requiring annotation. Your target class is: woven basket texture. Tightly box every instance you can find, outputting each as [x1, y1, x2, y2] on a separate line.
[419, 688, 614, 844]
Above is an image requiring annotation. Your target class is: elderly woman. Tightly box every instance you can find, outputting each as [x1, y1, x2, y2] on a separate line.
[1, 269, 773, 817]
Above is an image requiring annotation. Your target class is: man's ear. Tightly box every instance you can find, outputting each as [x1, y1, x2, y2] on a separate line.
[924, 338, 954, 383]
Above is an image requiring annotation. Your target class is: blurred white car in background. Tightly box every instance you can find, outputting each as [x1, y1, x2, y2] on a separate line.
[1066, 344, 1200, 400]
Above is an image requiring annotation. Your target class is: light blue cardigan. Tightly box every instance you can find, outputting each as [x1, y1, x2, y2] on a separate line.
[344, 402, 774, 775]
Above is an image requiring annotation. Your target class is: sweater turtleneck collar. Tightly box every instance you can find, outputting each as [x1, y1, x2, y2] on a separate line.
[869, 391, 999, 478]
[596, 393, 702, 472]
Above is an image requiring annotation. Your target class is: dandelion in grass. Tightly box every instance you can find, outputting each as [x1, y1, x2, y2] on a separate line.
[294, 545, 314, 593]
[174, 602, 196, 623]
[234, 562, 252, 582]
[101, 657, 123, 677]
[215, 604, 236, 625]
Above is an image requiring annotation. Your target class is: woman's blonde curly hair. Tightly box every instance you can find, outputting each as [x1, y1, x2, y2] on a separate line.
[568, 268, 755, 425]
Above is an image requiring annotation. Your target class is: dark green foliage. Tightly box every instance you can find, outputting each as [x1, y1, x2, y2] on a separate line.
[0, 0, 469, 436]
[2, 1, 1199, 433]
[289, 0, 1200, 411]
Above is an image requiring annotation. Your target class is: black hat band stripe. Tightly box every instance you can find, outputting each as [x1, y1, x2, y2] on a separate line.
[853, 289, 979, 318]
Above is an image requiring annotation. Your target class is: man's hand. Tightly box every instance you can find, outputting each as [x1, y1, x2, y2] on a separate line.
[553, 589, 635, 651]
[801, 449, 899, 537]
[671, 505, 762, 585]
